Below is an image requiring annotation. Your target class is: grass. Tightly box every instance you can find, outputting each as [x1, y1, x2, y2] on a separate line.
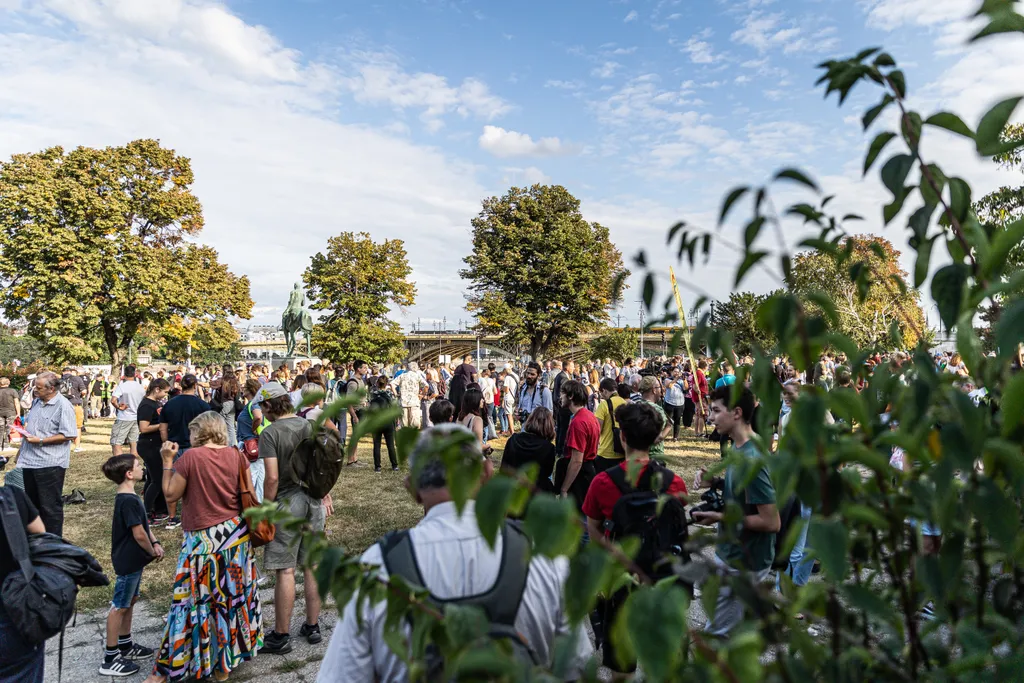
[1, 416, 722, 612]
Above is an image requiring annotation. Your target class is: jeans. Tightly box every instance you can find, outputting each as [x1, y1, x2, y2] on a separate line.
[249, 459, 266, 501]
[22, 466, 66, 537]
[139, 440, 168, 518]
[373, 428, 398, 470]
[783, 503, 815, 587]
[484, 405, 498, 440]
[704, 555, 772, 637]
[0, 605, 44, 683]
[498, 406, 511, 433]
[664, 401, 684, 439]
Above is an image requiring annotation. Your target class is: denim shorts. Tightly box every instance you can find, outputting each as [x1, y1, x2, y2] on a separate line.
[911, 519, 942, 537]
[111, 570, 143, 609]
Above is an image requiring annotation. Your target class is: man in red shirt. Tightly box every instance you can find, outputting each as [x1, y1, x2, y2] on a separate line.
[555, 379, 599, 509]
[582, 401, 689, 674]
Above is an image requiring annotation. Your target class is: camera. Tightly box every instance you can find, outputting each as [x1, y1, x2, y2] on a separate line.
[689, 479, 725, 524]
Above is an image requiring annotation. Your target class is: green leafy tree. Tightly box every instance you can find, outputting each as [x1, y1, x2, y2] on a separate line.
[587, 327, 639, 363]
[159, 317, 241, 366]
[791, 235, 926, 348]
[0, 140, 252, 375]
[250, 5, 1024, 681]
[303, 231, 415, 365]
[461, 184, 629, 360]
[711, 290, 780, 354]
[0, 325, 48, 367]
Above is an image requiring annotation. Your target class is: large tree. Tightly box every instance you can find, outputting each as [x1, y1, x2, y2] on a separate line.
[303, 231, 415, 364]
[791, 235, 926, 349]
[0, 140, 251, 373]
[711, 290, 781, 355]
[587, 327, 639, 363]
[461, 184, 629, 359]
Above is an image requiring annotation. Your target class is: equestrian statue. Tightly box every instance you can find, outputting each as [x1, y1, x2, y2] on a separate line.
[282, 282, 313, 357]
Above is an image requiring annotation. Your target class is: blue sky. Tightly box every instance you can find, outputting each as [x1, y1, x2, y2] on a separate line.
[0, 0, 1020, 332]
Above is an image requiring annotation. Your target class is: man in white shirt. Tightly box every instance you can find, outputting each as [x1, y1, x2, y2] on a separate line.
[111, 365, 146, 456]
[318, 424, 593, 682]
[479, 368, 497, 439]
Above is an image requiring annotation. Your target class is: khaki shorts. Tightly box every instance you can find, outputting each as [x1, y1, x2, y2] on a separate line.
[110, 419, 140, 446]
[73, 405, 84, 430]
[265, 489, 325, 571]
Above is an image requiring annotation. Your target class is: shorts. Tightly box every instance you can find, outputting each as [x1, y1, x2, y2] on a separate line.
[110, 570, 143, 610]
[73, 405, 84, 430]
[911, 519, 941, 537]
[110, 419, 140, 446]
[265, 489, 326, 571]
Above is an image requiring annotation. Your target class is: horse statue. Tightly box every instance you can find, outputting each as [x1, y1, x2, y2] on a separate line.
[282, 282, 313, 357]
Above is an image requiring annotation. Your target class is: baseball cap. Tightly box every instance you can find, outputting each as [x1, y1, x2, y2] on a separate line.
[259, 381, 287, 401]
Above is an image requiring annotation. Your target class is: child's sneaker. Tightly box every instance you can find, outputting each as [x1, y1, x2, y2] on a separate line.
[121, 643, 155, 660]
[98, 656, 140, 677]
[299, 621, 322, 644]
[165, 517, 182, 529]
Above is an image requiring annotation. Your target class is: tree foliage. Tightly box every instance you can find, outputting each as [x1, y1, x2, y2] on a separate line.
[158, 316, 241, 366]
[461, 184, 629, 360]
[711, 290, 781, 354]
[303, 231, 415, 365]
[791, 235, 927, 348]
[253, 6, 1024, 681]
[587, 327, 639, 363]
[0, 140, 252, 374]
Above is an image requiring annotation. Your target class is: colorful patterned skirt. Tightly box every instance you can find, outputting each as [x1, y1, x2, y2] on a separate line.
[153, 516, 263, 681]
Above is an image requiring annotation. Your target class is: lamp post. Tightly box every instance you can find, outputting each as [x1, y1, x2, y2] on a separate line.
[637, 299, 645, 360]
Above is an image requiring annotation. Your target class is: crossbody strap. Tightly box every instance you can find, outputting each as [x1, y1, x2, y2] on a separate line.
[606, 398, 617, 429]
[0, 489, 34, 581]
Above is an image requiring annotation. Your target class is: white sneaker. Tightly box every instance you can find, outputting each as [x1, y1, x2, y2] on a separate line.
[74, 447, 83, 453]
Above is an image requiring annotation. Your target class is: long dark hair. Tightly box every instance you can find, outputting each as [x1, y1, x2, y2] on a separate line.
[459, 388, 485, 420]
[220, 374, 240, 400]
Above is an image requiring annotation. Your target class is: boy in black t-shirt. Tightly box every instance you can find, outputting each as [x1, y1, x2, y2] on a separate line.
[100, 454, 164, 677]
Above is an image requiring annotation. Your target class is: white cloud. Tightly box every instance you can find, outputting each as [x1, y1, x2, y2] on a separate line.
[682, 35, 718, 64]
[545, 79, 584, 90]
[591, 61, 622, 79]
[731, 12, 838, 54]
[502, 166, 551, 185]
[735, 74, 752, 84]
[624, 10, 639, 22]
[860, 0, 971, 30]
[0, 0, 502, 325]
[478, 126, 579, 158]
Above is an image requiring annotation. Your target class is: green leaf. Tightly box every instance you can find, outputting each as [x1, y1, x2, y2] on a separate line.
[977, 97, 1023, 156]
[930, 264, 969, 331]
[394, 426, 420, 466]
[719, 186, 749, 226]
[1001, 372, 1024, 438]
[625, 584, 688, 682]
[948, 177, 972, 224]
[774, 168, 820, 192]
[880, 153, 914, 197]
[855, 47, 881, 62]
[995, 299, 1024, 362]
[883, 190, 907, 225]
[347, 404, 403, 459]
[523, 494, 581, 558]
[564, 545, 617, 624]
[862, 94, 893, 130]
[744, 216, 766, 248]
[808, 518, 849, 578]
[924, 112, 975, 139]
[873, 52, 895, 67]
[864, 132, 897, 175]
[987, 217, 1024, 280]
[642, 273, 655, 310]
[914, 234, 936, 288]
[841, 584, 894, 623]
[888, 69, 906, 98]
[972, 479, 1020, 552]
[475, 475, 517, 548]
[735, 250, 769, 288]
[972, 10, 1024, 40]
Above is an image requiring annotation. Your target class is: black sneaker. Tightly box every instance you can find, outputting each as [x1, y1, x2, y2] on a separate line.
[261, 631, 292, 655]
[391, 467, 400, 472]
[299, 622, 322, 644]
[98, 656, 140, 677]
[165, 517, 182, 529]
[121, 643, 155, 660]
[374, 467, 382, 473]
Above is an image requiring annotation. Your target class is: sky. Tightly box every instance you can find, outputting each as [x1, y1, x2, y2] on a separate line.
[0, 0, 1021, 333]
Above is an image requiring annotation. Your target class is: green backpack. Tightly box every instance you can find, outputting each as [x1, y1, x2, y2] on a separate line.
[291, 425, 344, 500]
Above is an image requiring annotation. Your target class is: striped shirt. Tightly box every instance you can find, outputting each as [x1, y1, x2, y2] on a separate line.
[18, 394, 78, 469]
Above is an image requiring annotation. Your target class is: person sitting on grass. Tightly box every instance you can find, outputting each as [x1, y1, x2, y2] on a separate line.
[100, 454, 164, 677]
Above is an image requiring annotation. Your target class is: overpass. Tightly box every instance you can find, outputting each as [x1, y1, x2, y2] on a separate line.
[238, 327, 694, 364]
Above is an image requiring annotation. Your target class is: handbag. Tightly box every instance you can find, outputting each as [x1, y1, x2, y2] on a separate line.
[236, 449, 275, 547]
[241, 404, 260, 462]
[607, 398, 625, 456]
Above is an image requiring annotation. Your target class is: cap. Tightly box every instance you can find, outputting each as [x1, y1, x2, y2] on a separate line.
[259, 381, 287, 401]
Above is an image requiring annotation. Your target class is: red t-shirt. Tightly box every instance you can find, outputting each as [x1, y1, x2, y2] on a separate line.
[172, 445, 243, 531]
[564, 408, 600, 460]
[582, 461, 689, 523]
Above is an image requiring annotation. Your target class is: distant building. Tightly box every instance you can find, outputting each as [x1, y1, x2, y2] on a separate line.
[236, 324, 284, 342]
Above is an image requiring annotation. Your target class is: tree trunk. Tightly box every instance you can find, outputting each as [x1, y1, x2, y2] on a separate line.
[109, 347, 125, 381]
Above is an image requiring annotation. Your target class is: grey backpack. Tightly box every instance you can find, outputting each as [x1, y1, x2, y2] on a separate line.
[378, 519, 539, 680]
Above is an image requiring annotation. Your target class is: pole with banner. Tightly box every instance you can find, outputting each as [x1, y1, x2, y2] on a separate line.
[669, 267, 706, 431]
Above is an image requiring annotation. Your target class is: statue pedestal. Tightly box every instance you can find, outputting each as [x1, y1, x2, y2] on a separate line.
[274, 356, 325, 372]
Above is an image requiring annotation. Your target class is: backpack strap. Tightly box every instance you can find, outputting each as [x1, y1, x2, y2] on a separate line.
[379, 529, 426, 590]
[0, 488, 34, 581]
[606, 464, 631, 496]
[606, 398, 617, 429]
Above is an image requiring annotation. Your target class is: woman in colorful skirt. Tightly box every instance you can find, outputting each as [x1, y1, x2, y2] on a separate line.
[145, 411, 263, 683]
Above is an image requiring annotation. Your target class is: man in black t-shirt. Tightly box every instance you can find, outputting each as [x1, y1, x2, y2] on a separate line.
[159, 374, 211, 452]
[137, 379, 170, 522]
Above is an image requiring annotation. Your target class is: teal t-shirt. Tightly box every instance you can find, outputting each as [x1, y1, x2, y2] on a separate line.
[716, 439, 777, 571]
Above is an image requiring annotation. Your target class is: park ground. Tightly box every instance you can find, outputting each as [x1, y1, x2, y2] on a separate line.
[7, 417, 722, 682]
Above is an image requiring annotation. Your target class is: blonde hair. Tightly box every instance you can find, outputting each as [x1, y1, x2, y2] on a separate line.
[188, 411, 229, 447]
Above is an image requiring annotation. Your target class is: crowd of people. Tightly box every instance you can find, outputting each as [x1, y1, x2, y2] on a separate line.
[0, 345, 991, 682]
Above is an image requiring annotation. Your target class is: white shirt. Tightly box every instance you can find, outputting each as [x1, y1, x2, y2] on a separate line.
[502, 376, 517, 409]
[317, 501, 592, 682]
[112, 380, 146, 421]
[480, 376, 496, 402]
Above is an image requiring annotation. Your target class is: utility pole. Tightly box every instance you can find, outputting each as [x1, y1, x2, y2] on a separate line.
[615, 312, 623, 328]
[637, 299, 645, 359]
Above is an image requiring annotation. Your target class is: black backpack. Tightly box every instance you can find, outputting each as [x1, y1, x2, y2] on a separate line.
[378, 519, 539, 680]
[58, 376, 77, 402]
[291, 423, 345, 500]
[604, 463, 690, 579]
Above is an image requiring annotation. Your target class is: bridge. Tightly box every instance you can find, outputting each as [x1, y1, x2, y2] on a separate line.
[237, 327, 693, 364]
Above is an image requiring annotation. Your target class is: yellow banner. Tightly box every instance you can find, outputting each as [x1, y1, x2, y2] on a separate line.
[669, 267, 705, 423]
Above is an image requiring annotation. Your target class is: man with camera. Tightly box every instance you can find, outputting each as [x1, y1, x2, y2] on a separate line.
[691, 385, 780, 637]
[516, 362, 552, 428]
